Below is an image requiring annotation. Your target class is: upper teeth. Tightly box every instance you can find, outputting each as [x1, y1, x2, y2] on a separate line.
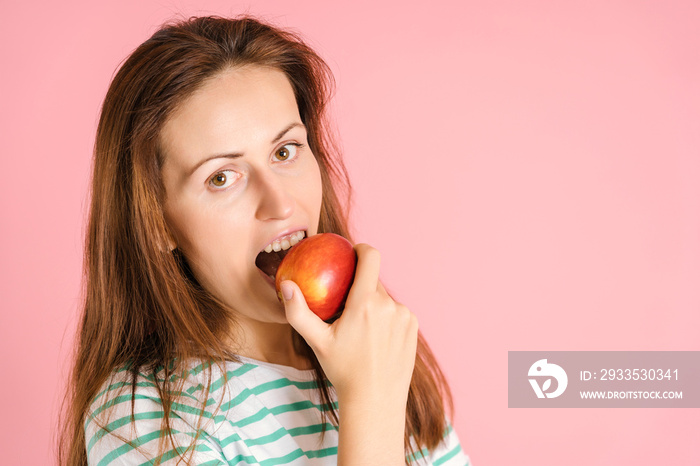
[263, 231, 305, 253]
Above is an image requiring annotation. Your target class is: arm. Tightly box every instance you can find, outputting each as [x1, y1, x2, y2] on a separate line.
[281, 244, 418, 466]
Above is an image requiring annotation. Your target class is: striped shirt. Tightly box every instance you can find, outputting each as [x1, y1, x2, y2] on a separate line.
[85, 357, 472, 465]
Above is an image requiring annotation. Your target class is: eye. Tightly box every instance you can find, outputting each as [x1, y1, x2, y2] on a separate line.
[274, 143, 303, 162]
[208, 170, 239, 189]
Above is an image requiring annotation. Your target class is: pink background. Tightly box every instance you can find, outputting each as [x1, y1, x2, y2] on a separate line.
[1, 0, 698, 464]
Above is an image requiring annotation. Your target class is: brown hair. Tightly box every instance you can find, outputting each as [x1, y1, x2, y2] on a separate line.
[59, 15, 453, 465]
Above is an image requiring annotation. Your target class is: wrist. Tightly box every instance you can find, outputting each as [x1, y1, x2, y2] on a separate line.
[337, 385, 410, 412]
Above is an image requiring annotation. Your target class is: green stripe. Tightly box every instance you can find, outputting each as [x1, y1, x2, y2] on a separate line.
[95, 426, 221, 466]
[95, 360, 230, 404]
[226, 444, 337, 466]
[305, 446, 338, 458]
[210, 364, 257, 392]
[259, 448, 305, 466]
[87, 411, 164, 454]
[86, 392, 220, 435]
[269, 399, 337, 415]
[219, 430, 243, 449]
[407, 447, 430, 463]
[90, 380, 157, 407]
[219, 422, 337, 449]
[177, 361, 209, 379]
[87, 378, 217, 430]
[89, 364, 269, 430]
[433, 443, 463, 466]
[87, 394, 158, 429]
[226, 452, 263, 465]
[220, 378, 320, 412]
[234, 399, 337, 429]
[90, 364, 316, 432]
[114, 362, 133, 374]
[186, 383, 205, 395]
[137, 445, 188, 465]
[95, 429, 164, 466]
[136, 442, 219, 466]
[287, 422, 338, 437]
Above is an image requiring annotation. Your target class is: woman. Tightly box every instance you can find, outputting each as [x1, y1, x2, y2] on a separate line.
[59, 15, 471, 466]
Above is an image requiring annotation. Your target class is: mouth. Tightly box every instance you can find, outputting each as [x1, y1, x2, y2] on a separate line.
[255, 230, 306, 282]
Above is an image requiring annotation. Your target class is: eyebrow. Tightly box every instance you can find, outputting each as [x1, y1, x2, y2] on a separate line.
[188, 122, 305, 176]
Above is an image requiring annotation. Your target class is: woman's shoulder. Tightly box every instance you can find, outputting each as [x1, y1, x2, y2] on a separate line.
[86, 356, 323, 431]
[87, 358, 244, 416]
[84, 357, 330, 465]
[84, 359, 229, 465]
[86, 360, 217, 431]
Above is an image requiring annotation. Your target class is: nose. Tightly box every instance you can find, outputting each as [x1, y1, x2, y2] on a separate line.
[253, 168, 295, 221]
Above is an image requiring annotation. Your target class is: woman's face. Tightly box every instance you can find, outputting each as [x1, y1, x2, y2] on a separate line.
[160, 65, 323, 328]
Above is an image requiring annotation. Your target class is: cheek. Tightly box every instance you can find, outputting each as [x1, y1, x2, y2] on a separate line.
[175, 220, 254, 305]
[164, 200, 207, 254]
[165, 198, 247, 279]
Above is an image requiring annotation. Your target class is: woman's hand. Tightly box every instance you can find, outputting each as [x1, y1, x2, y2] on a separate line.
[280, 243, 419, 465]
[281, 243, 418, 402]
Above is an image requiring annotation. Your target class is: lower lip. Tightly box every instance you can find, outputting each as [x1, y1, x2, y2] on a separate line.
[258, 268, 276, 289]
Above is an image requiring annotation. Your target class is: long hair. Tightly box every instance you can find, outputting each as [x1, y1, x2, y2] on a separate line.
[59, 15, 453, 465]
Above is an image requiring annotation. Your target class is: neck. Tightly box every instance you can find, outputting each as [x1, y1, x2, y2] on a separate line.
[225, 319, 312, 370]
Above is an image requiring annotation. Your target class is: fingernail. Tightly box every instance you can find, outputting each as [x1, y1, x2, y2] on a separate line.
[280, 281, 294, 301]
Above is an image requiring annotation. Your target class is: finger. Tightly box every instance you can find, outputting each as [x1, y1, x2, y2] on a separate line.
[280, 280, 330, 351]
[376, 280, 390, 297]
[346, 244, 381, 302]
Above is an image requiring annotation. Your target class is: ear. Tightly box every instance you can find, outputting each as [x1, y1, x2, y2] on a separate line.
[160, 229, 178, 253]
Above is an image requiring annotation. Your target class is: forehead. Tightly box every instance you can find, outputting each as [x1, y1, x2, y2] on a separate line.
[159, 65, 301, 168]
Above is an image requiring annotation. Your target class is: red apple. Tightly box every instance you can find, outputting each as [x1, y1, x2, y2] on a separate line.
[275, 233, 357, 321]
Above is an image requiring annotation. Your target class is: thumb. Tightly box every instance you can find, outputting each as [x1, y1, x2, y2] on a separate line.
[280, 280, 329, 351]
